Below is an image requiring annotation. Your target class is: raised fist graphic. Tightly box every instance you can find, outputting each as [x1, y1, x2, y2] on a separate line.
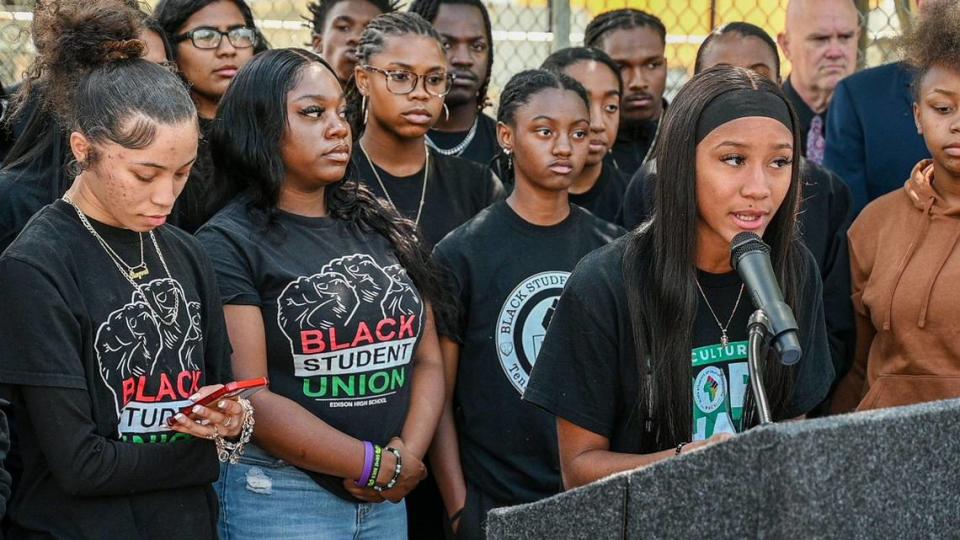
[382, 264, 420, 318]
[95, 300, 163, 382]
[140, 278, 193, 356]
[278, 272, 360, 348]
[181, 301, 203, 371]
[324, 254, 393, 306]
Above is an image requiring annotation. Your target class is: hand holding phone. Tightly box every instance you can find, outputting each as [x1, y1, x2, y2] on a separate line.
[176, 377, 269, 420]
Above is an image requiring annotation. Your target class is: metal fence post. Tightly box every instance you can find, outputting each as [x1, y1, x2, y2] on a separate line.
[551, 0, 570, 52]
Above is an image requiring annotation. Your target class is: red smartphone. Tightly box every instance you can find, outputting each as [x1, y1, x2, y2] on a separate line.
[177, 377, 269, 418]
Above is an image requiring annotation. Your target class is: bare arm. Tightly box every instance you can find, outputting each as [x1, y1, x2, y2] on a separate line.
[557, 418, 730, 490]
[427, 337, 467, 525]
[398, 305, 445, 459]
[224, 305, 366, 480]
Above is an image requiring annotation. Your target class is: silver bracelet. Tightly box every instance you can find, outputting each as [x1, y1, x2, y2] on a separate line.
[214, 397, 255, 464]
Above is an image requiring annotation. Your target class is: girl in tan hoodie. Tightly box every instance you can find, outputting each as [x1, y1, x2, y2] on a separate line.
[833, 1, 960, 412]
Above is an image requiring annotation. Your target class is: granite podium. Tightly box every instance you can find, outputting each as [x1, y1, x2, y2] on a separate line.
[486, 398, 960, 539]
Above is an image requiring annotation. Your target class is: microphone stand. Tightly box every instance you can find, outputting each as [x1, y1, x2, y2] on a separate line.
[747, 310, 774, 425]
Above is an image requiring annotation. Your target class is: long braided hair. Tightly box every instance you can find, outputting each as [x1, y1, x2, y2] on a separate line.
[408, 0, 494, 115]
[583, 8, 665, 49]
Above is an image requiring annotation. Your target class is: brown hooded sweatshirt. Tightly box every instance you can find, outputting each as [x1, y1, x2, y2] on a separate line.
[832, 160, 960, 412]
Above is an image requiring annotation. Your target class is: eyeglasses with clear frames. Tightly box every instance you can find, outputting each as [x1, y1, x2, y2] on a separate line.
[362, 65, 454, 97]
[174, 26, 258, 50]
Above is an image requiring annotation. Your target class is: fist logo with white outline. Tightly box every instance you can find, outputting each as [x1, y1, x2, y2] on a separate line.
[277, 253, 420, 358]
[94, 278, 204, 420]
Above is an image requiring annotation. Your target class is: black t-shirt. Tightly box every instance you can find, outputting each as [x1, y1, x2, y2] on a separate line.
[618, 159, 855, 386]
[352, 146, 505, 247]
[0, 200, 232, 538]
[610, 109, 662, 179]
[524, 234, 833, 454]
[168, 117, 218, 233]
[0, 165, 53, 254]
[426, 114, 499, 167]
[433, 201, 623, 505]
[196, 197, 425, 501]
[568, 159, 628, 225]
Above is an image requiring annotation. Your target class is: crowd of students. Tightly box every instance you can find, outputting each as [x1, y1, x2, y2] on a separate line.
[0, 0, 957, 538]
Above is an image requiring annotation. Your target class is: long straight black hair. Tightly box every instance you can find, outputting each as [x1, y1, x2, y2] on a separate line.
[623, 65, 805, 449]
[211, 48, 447, 307]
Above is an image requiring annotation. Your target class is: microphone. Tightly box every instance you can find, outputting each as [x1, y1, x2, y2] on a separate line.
[729, 232, 802, 365]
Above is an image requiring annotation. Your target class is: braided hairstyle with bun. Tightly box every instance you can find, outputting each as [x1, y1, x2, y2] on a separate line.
[408, 0, 494, 114]
[583, 8, 665, 49]
[345, 11, 445, 134]
[493, 69, 590, 184]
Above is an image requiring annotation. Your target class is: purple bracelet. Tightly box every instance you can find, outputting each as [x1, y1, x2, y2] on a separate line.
[356, 441, 375, 487]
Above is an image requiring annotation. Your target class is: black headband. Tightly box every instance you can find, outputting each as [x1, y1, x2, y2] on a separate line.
[695, 88, 794, 144]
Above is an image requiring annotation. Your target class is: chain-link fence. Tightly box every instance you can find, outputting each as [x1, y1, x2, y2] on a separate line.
[0, 0, 917, 104]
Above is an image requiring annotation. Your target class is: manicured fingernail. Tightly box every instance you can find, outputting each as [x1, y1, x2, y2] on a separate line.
[174, 413, 186, 423]
[218, 400, 227, 409]
[189, 393, 200, 401]
[193, 405, 203, 413]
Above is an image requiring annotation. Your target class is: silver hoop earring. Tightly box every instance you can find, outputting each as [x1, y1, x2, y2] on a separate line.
[362, 95, 369, 125]
[443, 102, 450, 122]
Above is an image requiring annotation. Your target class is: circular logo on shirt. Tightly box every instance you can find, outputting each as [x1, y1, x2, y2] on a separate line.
[693, 366, 726, 414]
[496, 271, 570, 394]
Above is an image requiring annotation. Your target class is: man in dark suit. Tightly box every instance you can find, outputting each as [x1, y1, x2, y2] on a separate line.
[823, 61, 931, 215]
[777, 0, 860, 164]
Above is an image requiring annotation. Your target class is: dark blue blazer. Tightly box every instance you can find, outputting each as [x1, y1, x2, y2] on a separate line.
[823, 61, 930, 215]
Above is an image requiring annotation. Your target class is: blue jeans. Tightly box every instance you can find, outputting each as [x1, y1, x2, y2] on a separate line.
[214, 444, 408, 540]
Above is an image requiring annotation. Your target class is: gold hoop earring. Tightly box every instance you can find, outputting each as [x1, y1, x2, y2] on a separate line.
[443, 102, 450, 122]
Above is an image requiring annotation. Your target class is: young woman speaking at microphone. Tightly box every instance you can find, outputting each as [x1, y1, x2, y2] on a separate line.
[524, 66, 834, 489]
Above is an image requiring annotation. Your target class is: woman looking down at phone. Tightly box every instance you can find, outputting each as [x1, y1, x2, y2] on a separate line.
[197, 48, 445, 538]
[0, 2, 247, 538]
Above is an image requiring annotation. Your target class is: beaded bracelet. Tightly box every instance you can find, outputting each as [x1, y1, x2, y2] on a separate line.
[373, 446, 402, 493]
[356, 441, 375, 487]
[366, 445, 384, 488]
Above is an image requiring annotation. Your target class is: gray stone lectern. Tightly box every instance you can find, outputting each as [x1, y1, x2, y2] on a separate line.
[487, 398, 960, 539]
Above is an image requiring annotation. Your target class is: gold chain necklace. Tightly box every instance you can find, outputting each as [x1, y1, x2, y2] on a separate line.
[63, 195, 149, 280]
[358, 141, 429, 226]
[695, 279, 745, 349]
[62, 195, 173, 316]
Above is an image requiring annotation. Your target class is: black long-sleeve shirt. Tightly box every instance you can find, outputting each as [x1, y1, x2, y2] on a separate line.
[0, 200, 231, 538]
